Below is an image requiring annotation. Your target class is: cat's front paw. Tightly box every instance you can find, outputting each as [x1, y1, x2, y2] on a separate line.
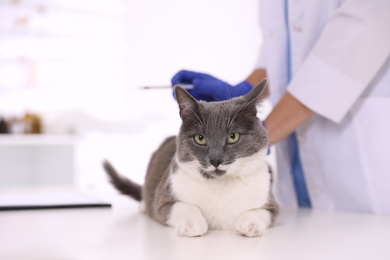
[174, 218, 208, 237]
[167, 202, 208, 237]
[234, 211, 269, 237]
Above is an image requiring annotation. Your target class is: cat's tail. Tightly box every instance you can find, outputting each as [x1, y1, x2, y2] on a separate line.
[103, 160, 142, 201]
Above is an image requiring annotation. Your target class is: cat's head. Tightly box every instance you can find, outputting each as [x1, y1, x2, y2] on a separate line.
[174, 80, 268, 180]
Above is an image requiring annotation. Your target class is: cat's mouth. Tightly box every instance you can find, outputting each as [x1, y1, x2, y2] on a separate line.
[211, 168, 226, 175]
[201, 168, 227, 179]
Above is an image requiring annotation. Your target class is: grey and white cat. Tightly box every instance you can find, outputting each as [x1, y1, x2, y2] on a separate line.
[103, 79, 278, 237]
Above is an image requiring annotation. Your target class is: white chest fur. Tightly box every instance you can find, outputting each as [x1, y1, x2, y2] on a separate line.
[169, 149, 270, 230]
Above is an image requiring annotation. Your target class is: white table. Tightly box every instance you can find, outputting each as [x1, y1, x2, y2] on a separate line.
[1, 196, 389, 260]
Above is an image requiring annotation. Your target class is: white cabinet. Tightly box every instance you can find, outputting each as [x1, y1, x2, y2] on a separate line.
[0, 135, 76, 188]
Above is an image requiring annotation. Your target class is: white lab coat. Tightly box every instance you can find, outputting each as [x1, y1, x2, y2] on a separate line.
[257, 0, 390, 214]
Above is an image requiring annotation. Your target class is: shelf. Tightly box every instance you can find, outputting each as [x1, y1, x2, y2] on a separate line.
[0, 134, 78, 146]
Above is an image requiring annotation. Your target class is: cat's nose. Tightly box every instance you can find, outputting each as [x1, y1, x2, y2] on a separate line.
[210, 159, 223, 168]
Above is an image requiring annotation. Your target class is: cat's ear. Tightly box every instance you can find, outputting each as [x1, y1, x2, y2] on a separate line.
[174, 86, 200, 120]
[243, 78, 267, 106]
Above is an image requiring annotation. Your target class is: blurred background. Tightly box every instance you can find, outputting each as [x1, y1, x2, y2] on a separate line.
[0, 0, 271, 193]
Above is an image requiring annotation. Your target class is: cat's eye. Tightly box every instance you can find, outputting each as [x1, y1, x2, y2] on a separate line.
[227, 133, 240, 144]
[194, 134, 207, 145]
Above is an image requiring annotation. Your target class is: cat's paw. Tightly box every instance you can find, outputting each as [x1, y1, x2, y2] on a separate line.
[167, 202, 208, 237]
[174, 217, 208, 237]
[234, 213, 268, 237]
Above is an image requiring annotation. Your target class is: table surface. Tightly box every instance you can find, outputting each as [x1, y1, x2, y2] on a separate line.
[1, 194, 390, 260]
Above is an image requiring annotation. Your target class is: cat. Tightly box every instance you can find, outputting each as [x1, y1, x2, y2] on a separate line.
[103, 79, 278, 237]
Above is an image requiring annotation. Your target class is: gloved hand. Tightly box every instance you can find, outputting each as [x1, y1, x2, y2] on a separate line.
[171, 70, 253, 101]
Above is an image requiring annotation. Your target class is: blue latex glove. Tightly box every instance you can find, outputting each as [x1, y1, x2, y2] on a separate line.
[171, 70, 253, 101]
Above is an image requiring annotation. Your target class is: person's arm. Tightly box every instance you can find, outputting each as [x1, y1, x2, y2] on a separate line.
[245, 68, 269, 99]
[244, 68, 312, 145]
[287, 0, 390, 123]
[264, 0, 390, 144]
[265, 92, 314, 145]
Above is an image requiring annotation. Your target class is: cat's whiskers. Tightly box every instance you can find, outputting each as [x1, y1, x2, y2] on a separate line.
[228, 93, 261, 130]
[161, 156, 176, 163]
[270, 175, 287, 194]
[227, 102, 246, 130]
[228, 148, 286, 194]
[188, 118, 206, 130]
[227, 161, 251, 176]
[224, 82, 231, 100]
[186, 106, 205, 129]
[226, 102, 234, 132]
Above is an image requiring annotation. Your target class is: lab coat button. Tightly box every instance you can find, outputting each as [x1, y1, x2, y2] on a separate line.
[292, 23, 302, 32]
[297, 134, 305, 143]
[312, 187, 321, 197]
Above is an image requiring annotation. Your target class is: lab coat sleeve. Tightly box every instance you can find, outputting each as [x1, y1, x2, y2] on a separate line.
[255, 46, 266, 69]
[287, 0, 390, 123]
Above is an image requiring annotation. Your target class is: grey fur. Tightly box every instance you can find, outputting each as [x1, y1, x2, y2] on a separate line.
[174, 79, 269, 178]
[263, 165, 280, 224]
[103, 160, 142, 201]
[103, 79, 278, 227]
[143, 136, 177, 224]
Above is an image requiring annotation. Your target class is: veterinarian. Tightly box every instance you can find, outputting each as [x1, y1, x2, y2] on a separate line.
[171, 0, 390, 214]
